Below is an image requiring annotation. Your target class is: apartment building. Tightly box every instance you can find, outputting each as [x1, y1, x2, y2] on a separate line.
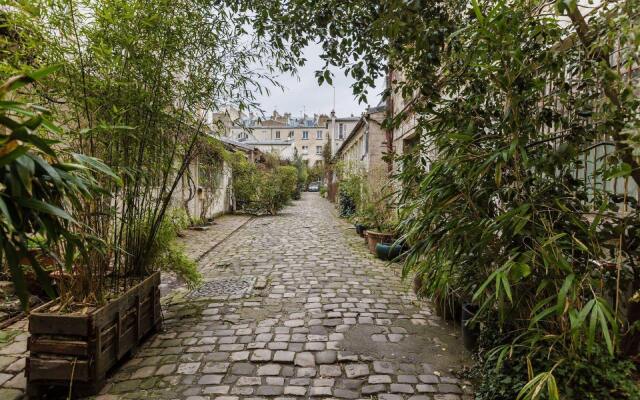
[334, 105, 388, 184]
[328, 112, 360, 157]
[227, 110, 357, 166]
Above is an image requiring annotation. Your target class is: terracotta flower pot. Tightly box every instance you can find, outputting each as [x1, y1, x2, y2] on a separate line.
[365, 231, 394, 254]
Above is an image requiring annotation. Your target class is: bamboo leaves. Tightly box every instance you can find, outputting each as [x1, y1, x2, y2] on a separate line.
[577, 297, 618, 355]
[517, 365, 560, 400]
[0, 71, 115, 309]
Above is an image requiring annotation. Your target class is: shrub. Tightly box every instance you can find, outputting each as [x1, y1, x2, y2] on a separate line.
[231, 152, 258, 205]
[337, 173, 366, 218]
[319, 186, 327, 197]
[338, 187, 357, 217]
[475, 341, 640, 400]
[276, 165, 298, 201]
[231, 155, 297, 215]
[145, 208, 201, 288]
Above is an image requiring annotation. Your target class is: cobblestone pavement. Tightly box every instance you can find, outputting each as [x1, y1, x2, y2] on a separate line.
[0, 215, 251, 400]
[179, 215, 252, 262]
[98, 193, 472, 399]
[161, 214, 252, 296]
[0, 319, 28, 400]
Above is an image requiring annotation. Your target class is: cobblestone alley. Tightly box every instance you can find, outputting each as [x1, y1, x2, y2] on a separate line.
[1, 193, 473, 399]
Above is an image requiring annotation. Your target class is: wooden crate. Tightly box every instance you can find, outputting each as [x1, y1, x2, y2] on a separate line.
[26, 272, 161, 397]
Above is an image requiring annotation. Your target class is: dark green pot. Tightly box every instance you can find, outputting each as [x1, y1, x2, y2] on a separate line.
[375, 242, 402, 260]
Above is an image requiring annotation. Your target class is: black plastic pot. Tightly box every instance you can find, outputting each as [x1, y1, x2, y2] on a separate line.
[461, 303, 480, 351]
[433, 292, 462, 322]
[375, 242, 403, 260]
[354, 223, 367, 237]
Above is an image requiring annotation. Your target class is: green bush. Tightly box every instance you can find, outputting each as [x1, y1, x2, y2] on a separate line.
[276, 165, 298, 201]
[231, 152, 259, 207]
[338, 187, 357, 218]
[337, 174, 366, 218]
[231, 155, 298, 215]
[146, 208, 201, 288]
[475, 341, 640, 400]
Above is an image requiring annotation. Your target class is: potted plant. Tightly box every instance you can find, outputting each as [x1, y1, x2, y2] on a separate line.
[351, 214, 369, 237]
[364, 211, 398, 255]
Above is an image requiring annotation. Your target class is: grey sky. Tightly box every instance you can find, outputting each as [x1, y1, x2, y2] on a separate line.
[254, 43, 385, 119]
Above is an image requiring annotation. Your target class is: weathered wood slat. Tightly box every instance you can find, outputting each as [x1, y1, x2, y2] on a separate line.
[29, 313, 89, 336]
[28, 358, 90, 381]
[27, 272, 162, 396]
[28, 337, 88, 356]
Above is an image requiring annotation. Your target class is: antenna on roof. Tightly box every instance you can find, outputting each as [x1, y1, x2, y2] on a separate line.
[332, 86, 336, 113]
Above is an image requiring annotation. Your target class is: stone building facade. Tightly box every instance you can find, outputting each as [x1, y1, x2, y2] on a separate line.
[334, 105, 388, 184]
[225, 111, 359, 166]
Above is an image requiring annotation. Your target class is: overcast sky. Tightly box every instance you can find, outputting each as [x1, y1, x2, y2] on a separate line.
[253, 43, 385, 119]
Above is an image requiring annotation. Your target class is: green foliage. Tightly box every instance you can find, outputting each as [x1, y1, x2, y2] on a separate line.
[292, 153, 308, 199]
[306, 163, 322, 185]
[337, 173, 365, 218]
[1, 0, 298, 304]
[231, 155, 297, 215]
[476, 340, 640, 400]
[191, 136, 228, 222]
[0, 70, 116, 308]
[233, 0, 640, 397]
[337, 167, 396, 232]
[144, 208, 201, 288]
[319, 185, 327, 197]
[276, 165, 298, 201]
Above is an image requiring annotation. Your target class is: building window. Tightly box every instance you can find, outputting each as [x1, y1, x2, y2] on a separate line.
[316, 146, 323, 155]
[275, 131, 280, 139]
[316, 130, 323, 140]
[302, 131, 309, 140]
[237, 132, 248, 140]
[288, 131, 294, 139]
[302, 145, 308, 153]
[338, 123, 344, 139]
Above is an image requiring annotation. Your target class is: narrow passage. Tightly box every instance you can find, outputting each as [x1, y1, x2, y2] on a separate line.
[100, 193, 472, 399]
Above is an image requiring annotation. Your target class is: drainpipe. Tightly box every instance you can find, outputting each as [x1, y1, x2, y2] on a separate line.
[330, 110, 336, 156]
[385, 70, 394, 174]
[363, 116, 369, 170]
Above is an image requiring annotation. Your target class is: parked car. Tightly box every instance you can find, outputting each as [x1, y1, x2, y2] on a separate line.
[308, 182, 320, 192]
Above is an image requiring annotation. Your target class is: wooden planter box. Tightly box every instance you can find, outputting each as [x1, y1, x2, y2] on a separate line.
[26, 272, 161, 397]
